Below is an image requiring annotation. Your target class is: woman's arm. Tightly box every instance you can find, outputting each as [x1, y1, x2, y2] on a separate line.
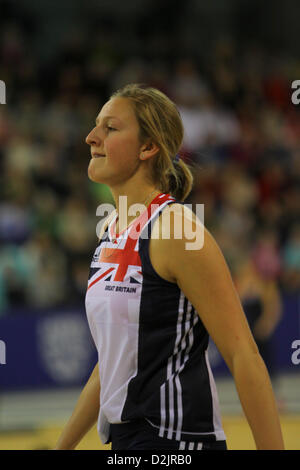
[153, 205, 284, 450]
[54, 362, 100, 450]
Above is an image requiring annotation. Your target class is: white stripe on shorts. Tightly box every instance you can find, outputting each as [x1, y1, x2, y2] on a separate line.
[179, 441, 203, 450]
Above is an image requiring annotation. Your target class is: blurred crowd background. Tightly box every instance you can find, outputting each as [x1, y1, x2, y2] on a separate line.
[0, 0, 299, 372]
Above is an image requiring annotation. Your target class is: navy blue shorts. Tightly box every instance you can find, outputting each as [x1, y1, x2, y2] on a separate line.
[109, 419, 227, 450]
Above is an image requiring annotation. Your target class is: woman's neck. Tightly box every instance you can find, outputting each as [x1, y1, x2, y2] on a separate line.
[110, 184, 161, 235]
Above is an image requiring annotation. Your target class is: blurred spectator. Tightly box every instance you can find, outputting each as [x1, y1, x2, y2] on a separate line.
[0, 183, 34, 244]
[55, 195, 96, 257]
[0, 243, 30, 313]
[22, 233, 68, 308]
[251, 227, 282, 281]
[234, 242, 283, 388]
[281, 224, 300, 293]
[171, 59, 209, 108]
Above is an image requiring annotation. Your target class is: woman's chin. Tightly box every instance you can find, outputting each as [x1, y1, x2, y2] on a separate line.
[88, 168, 105, 183]
[88, 161, 107, 183]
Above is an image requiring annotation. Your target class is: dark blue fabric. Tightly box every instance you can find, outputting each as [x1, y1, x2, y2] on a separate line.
[110, 419, 227, 450]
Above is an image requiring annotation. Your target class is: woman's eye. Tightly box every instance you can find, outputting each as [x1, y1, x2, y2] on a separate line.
[107, 126, 116, 131]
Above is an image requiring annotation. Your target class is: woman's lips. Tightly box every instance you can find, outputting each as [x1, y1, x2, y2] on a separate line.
[92, 153, 106, 158]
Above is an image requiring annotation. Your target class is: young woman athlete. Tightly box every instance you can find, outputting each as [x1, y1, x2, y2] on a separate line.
[55, 84, 284, 450]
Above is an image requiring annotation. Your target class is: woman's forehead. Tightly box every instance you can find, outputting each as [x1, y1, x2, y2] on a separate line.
[97, 97, 136, 123]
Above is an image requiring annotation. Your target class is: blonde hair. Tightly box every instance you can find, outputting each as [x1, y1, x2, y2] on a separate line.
[110, 83, 193, 201]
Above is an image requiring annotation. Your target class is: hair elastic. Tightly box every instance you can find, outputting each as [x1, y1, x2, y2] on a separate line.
[174, 153, 180, 163]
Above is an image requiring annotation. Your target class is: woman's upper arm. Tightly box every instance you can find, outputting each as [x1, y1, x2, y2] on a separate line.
[163, 206, 259, 372]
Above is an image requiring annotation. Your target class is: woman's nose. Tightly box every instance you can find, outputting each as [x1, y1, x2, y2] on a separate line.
[85, 127, 100, 146]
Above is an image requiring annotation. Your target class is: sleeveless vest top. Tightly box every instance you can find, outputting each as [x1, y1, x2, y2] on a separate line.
[85, 192, 226, 445]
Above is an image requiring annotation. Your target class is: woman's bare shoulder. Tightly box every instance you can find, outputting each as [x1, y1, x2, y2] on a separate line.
[149, 203, 203, 283]
[151, 202, 203, 242]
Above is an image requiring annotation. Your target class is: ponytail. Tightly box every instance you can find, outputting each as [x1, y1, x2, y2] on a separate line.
[167, 157, 194, 201]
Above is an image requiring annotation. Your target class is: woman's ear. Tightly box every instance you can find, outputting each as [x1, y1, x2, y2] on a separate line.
[140, 141, 160, 160]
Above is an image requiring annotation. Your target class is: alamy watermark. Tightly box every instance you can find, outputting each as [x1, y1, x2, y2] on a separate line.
[96, 199, 204, 250]
[291, 340, 300, 365]
[0, 340, 6, 365]
[291, 80, 300, 105]
[0, 80, 6, 104]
